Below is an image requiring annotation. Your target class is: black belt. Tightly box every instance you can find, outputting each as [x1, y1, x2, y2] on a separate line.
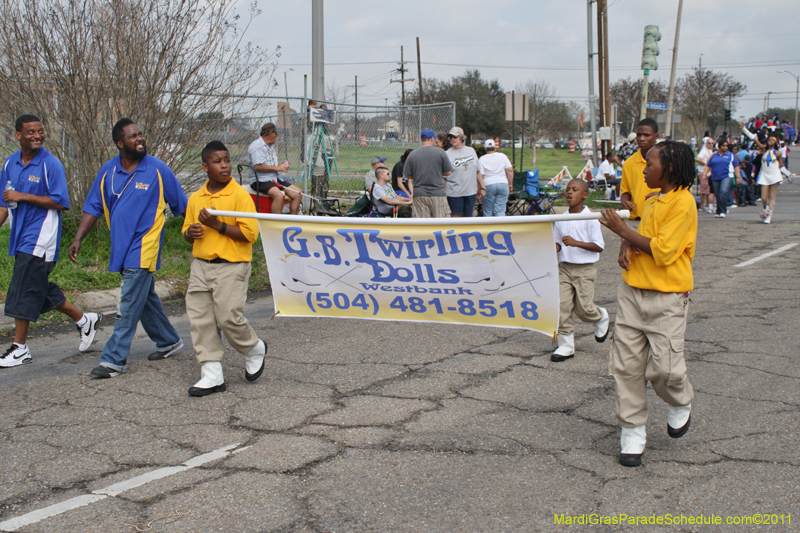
[198, 257, 242, 264]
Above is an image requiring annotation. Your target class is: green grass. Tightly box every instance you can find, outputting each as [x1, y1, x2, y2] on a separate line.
[0, 216, 271, 303]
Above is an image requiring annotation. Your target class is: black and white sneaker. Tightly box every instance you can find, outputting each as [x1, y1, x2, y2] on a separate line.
[90, 364, 127, 378]
[0, 343, 32, 367]
[78, 313, 102, 352]
[147, 340, 185, 360]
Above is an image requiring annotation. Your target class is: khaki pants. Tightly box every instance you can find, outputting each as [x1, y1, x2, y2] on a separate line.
[609, 282, 693, 427]
[412, 195, 451, 218]
[186, 259, 259, 363]
[558, 262, 603, 335]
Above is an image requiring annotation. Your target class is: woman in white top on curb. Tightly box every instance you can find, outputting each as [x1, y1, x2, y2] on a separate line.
[696, 137, 715, 214]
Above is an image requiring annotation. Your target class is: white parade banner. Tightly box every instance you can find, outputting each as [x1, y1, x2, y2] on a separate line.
[208, 210, 628, 337]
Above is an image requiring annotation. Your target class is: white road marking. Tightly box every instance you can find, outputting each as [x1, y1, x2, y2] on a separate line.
[0, 443, 242, 532]
[0, 495, 108, 532]
[734, 243, 799, 268]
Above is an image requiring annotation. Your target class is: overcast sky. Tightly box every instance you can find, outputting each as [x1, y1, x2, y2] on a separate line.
[248, 0, 800, 120]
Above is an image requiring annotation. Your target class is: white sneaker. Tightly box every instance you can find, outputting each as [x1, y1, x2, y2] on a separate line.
[719, 213, 726, 218]
[0, 343, 32, 367]
[714, 214, 721, 218]
[78, 312, 102, 352]
[730, 204, 737, 208]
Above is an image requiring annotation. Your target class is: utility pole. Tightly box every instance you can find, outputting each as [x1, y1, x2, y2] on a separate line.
[587, 0, 598, 167]
[416, 37, 424, 105]
[390, 46, 415, 106]
[778, 70, 799, 133]
[354, 75, 358, 141]
[665, 0, 684, 139]
[311, 0, 324, 101]
[596, 0, 606, 154]
[601, 0, 610, 154]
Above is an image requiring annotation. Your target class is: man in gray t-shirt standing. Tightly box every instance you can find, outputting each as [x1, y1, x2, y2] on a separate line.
[403, 128, 454, 218]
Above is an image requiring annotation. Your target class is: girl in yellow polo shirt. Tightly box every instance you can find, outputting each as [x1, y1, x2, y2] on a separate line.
[600, 140, 698, 468]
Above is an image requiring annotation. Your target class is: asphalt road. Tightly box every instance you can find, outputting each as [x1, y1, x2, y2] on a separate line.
[0, 157, 799, 532]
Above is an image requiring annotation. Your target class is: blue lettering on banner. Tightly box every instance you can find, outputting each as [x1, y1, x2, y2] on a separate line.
[280, 226, 519, 283]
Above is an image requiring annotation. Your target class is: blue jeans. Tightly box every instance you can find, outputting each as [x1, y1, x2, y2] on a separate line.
[483, 182, 509, 216]
[100, 268, 181, 370]
[711, 178, 732, 215]
[447, 194, 477, 217]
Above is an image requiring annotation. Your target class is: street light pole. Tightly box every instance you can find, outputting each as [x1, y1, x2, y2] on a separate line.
[778, 70, 799, 135]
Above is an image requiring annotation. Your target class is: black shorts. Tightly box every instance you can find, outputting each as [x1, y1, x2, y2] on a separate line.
[4, 252, 66, 322]
[251, 179, 292, 194]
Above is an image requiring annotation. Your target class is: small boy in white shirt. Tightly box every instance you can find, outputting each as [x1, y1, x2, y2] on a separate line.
[551, 179, 609, 362]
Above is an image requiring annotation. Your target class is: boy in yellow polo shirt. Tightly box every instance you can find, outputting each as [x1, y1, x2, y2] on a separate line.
[619, 118, 659, 221]
[182, 141, 266, 397]
[600, 140, 697, 467]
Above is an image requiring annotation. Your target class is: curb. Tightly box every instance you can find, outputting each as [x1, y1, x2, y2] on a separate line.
[0, 281, 181, 329]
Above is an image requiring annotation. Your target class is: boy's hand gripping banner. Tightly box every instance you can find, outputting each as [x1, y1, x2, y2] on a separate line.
[207, 211, 627, 337]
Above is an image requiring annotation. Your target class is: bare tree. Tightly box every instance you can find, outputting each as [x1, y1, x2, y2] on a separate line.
[0, 0, 279, 218]
[518, 80, 555, 166]
[676, 67, 746, 140]
[609, 76, 668, 136]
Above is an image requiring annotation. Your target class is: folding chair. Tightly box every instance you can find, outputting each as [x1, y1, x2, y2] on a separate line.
[506, 170, 539, 216]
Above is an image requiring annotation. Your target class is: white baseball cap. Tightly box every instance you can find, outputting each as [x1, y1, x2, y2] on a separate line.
[484, 139, 496, 149]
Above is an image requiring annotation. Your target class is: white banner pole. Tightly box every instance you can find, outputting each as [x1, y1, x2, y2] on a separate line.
[207, 210, 630, 225]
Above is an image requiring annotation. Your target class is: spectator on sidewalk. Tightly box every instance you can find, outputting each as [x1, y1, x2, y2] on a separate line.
[69, 118, 188, 379]
[0, 115, 101, 368]
[249, 123, 302, 214]
[364, 156, 387, 191]
[445, 127, 483, 217]
[403, 129, 453, 218]
[478, 139, 513, 217]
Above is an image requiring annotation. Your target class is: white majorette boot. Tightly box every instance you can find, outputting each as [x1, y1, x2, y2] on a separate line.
[551, 333, 575, 362]
[763, 208, 773, 224]
[594, 308, 610, 342]
[462, 254, 490, 283]
[188, 361, 226, 397]
[619, 425, 646, 467]
[245, 339, 267, 382]
[484, 259, 505, 292]
[276, 257, 305, 293]
[667, 403, 692, 438]
[285, 254, 320, 286]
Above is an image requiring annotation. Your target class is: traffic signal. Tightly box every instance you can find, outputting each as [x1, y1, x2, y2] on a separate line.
[724, 109, 732, 121]
[641, 25, 661, 72]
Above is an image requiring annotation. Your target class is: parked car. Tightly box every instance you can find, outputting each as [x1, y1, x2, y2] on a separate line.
[535, 141, 554, 149]
[555, 140, 569, 149]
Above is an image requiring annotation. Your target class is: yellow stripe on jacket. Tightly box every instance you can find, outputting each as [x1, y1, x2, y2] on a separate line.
[139, 170, 166, 272]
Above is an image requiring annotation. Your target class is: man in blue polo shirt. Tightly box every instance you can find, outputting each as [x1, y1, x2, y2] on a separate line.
[0, 115, 101, 367]
[69, 118, 188, 378]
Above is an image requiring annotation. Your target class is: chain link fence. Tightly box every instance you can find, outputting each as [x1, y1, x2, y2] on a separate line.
[217, 97, 456, 199]
[0, 96, 455, 210]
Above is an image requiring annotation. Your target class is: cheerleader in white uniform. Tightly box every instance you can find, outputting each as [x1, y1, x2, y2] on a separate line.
[742, 126, 790, 224]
